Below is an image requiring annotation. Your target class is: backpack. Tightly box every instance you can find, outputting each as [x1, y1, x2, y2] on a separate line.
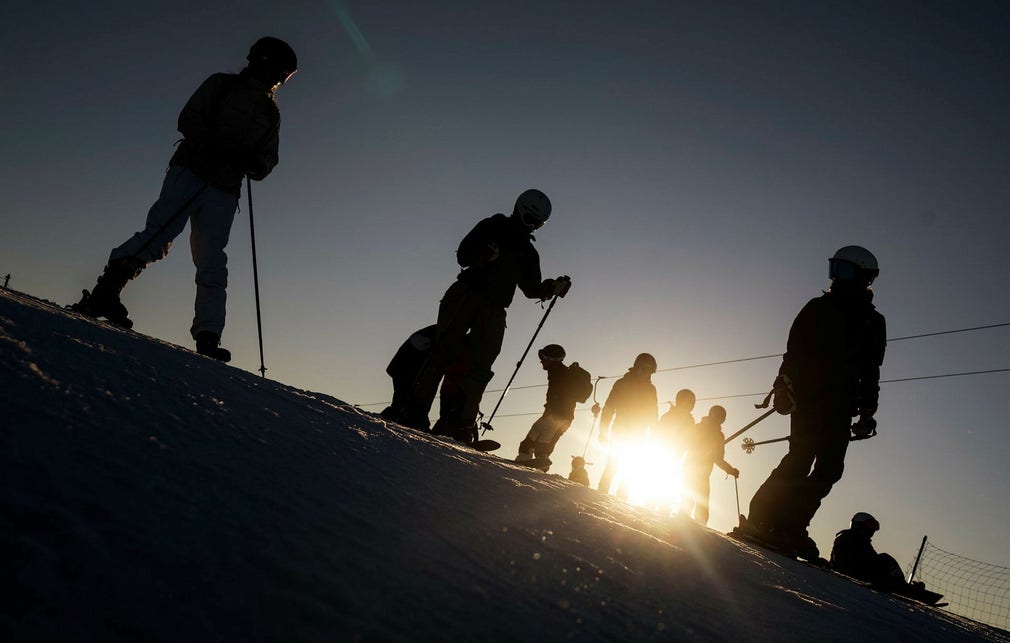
[567, 362, 593, 404]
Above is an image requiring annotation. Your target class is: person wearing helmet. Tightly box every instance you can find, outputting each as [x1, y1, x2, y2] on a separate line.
[71, 37, 298, 361]
[390, 189, 571, 439]
[681, 405, 739, 525]
[830, 512, 908, 591]
[740, 246, 886, 560]
[597, 353, 659, 497]
[515, 344, 593, 470]
[659, 388, 698, 462]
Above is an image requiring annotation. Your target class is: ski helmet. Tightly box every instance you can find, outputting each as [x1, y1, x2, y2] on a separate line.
[633, 353, 657, 374]
[675, 389, 696, 407]
[707, 405, 727, 425]
[514, 189, 552, 230]
[538, 344, 566, 362]
[850, 512, 880, 532]
[247, 37, 298, 82]
[829, 245, 879, 284]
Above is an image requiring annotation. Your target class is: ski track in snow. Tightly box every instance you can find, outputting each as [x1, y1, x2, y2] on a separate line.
[2, 288, 1007, 642]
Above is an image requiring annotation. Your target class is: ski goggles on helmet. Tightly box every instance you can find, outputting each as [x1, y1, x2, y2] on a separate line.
[829, 259, 878, 284]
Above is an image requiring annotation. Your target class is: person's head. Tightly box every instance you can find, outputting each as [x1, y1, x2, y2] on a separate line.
[675, 388, 696, 411]
[512, 189, 552, 231]
[571, 456, 586, 470]
[829, 246, 879, 293]
[538, 344, 566, 369]
[632, 352, 657, 376]
[850, 511, 880, 534]
[705, 405, 727, 426]
[247, 37, 298, 89]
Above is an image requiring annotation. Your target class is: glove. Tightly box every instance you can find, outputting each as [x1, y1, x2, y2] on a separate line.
[555, 275, 572, 297]
[728, 467, 740, 479]
[478, 242, 500, 264]
[851, 414, 877, 438]
[772, 374, 796, 415]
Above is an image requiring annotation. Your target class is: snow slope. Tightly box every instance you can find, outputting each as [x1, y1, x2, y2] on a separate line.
[2, 289, 1006, 642]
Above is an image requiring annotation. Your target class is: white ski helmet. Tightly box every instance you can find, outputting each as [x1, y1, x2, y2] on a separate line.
[514, 189, 552, 230]
[829, 245, 879, 284]
[850, 512, 880, 532]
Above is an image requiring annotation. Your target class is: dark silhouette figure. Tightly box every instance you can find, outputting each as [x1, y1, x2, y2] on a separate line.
[742, 246, 886, 560]
[568, 456, 591, 486]
[681, 405, 739, 525]
[515, 344, 593, 471]
[2, 274, 9, 289]
[386, 189, 570, 441]
[71, 38, 297, 362]
[830, 512, 906, 590]
[597, 353, 659, 497]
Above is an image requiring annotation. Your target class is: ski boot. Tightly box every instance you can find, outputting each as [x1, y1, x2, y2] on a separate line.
[196, 331, 232, 363]
[69, 258, 144, 328]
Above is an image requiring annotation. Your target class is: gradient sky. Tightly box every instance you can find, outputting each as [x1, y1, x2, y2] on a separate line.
[3, 1, 1008, 569]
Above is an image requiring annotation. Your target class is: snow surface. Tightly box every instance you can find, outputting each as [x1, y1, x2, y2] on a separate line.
[2, 288, 1007, 643]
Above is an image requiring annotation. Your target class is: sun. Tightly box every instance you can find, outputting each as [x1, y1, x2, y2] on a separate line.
[606, 434, 683, 513]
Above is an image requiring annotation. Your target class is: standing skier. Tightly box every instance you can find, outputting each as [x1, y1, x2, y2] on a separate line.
[515, 344, 593, 470]
[597, 353, 659, 497]
[740, 246, 886, 560]
[680, 405, 739, 525]
[388, 189, 571, 441]
[71, 38, 298, 362]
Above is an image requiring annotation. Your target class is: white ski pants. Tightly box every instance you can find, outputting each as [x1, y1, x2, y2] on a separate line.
[110, 165, 238, 340]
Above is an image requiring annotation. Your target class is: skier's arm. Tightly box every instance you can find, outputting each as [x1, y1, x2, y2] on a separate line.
[245, 110, 280, 181]
[855, 312, 887, 416]
[516, 246, 554, 300]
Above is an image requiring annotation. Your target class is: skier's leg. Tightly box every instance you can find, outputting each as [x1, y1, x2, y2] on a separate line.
[786, 417, 850, 534]
[517, 414, 550, 461]
[110, 166, 204, 266]
[696, 474, 712, 526]
[746, 414, 817, 530]
[410, 281, 474, 424]
[456, 304, 506, 429]
[188, 184, 238, 344]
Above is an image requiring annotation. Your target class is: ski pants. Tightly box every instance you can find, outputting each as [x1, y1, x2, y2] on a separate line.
[411, 280, 506, 427]
[681, 465, 714, 526]
[110, 165, 238, 340]
[518, 412, 573, 459]
[747, 405, 850, 535]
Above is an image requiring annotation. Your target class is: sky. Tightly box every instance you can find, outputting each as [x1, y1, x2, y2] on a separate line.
[2, 1, 1009, 570]
[4, 287, 1007, 640]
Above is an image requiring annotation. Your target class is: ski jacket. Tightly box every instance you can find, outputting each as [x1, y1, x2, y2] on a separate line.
[169, 72, 281, 196]
[830, 528, 879, 579]
[683, 418, 733, 475]
[543, 363, 588, 421]
[659, 405, 695, 453]
[455, 214, 553, 308]
[600, 369, 658, 439]
[779, 289, 886, 415]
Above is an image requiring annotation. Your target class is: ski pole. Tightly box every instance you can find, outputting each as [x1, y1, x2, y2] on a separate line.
[742, 429, 877, 453]
[581, 376, 604, 457]
[734, 476, 742, 527]
[246, 176, 267, 378]
[481, 293, 562, 434]
[723, 408, 776, 445]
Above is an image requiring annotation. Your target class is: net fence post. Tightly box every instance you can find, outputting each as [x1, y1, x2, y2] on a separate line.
[908, 534, 928, 583]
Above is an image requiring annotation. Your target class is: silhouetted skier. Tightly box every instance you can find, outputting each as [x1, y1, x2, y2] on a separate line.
[568, 456, 591, 486]
[2, 274, 9, 289]
[387, 189, 571, 441]
[659, 388, 697, 461]
[71, 38, 298, 362]
[680, 405, 739, 525]
[740, 246, 886, 560]
[597, 353, 659, 498]
[515, 344, 593, 471]
[830, 512, 905, 590]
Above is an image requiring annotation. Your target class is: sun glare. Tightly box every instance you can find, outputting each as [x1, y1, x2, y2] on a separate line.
[607, 434, 683, 513]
